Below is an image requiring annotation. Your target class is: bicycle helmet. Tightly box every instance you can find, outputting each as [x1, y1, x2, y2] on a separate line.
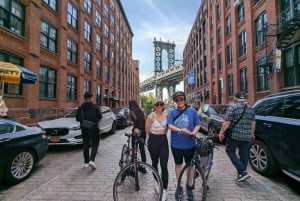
[172, 91, 186, 101]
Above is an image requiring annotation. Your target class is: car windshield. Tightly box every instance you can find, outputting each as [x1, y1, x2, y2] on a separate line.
[64, 109, 77, 118]
[112, 108, 122, 114]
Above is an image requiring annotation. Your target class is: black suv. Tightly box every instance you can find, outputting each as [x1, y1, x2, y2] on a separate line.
[249, 90, 300, 182]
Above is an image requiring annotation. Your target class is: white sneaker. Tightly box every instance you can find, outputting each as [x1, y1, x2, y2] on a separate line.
[154, 181, 160, 194]
[162, 190, 168, 201]
[84, 163, 89, 168]
[89, 161, 96, 170]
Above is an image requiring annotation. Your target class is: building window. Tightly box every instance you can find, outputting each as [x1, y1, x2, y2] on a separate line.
[218, 53, 222, 71]
[0, 52, 23, 95]
[226, 14, 231, 35]
[105, 66, 109, 81]
[83, 0, 91, 14]
[84, 21, 91, 42]
[110, 0, 115, 10]
[40, 20, 57, 53]
[96, 11, 101, 27]
[96, 60, 101, 77]
[84, 80, 91, 94]
[240, 67, 248, 94]
[227, 73, 234, 96]
[284, 45, 300, 87]
[210, 16, 213, 30]
[255, 12, 267, 47]
[96, 85, 101, 105]
[84, 51, 91, 71]
[239, 30, 247, 57]
[67, 75, 77, 100]
[96, 0, 101, 6]
[216, 3, 221, 21]
[256, 64, 269, 92]
[67, 38, 77, 64]
[110, 33, 115, 45]
[67, 2, 78, 29]
[96, 34, 101, 51]
[104, 23, 109, 37]
[43, 0, 57, 11]
[104, 44, 109, 58]
[211, 38, 214, 52]
[217, 27, 222, 45]
[0, 0, 25, 36]
[104, 3, 109, 17]
[237, 2, 245, 23]
[110, 15, 115, 28]
[225, 0, 230, 8]
[226, 43, 232, 65]
[39, 66, 56, 98]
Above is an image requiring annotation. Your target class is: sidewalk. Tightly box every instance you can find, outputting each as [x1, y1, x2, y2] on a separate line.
[0, 128, 299, 201]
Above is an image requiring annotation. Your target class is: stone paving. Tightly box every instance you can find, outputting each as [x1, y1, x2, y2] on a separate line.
[0, 127, 299, 201]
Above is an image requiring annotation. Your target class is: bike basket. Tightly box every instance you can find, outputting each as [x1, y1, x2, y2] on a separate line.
[197, 139, 214, 157]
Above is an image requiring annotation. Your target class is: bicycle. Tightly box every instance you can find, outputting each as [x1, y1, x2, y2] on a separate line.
[176, 135, 218, 201]
[113, 131, 163, 201]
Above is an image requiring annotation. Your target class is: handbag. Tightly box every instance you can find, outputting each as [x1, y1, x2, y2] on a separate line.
[224, 104, 247, 139]
[81, 108, 97, 129]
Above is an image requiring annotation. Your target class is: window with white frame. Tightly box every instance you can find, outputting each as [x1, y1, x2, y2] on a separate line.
[84, 51, 91, 71]
[67, 38, 78, 64]
[96, 34, 101, 51]
[96, 60, 101, 77]
[239, 67, 248, 94]
[226, 14, 231, 35]
[104, 3, 109, 17]
[83, 0, 91, 14]
[67, 2, 78, 29]
[104, 23, 109, 37]
[239, 30, 247, 57]
[67, 75, 77, 100]
[84, 21, 91, 42]
[96, 11, 102, 27]
[40, 20, 57, 53]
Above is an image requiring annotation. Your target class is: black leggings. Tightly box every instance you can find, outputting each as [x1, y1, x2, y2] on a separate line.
[148, 133, 169, 189]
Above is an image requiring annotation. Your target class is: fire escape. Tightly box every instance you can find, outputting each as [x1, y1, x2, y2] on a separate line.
[276, 1, 300, 49]
[259, 1, 300, 72]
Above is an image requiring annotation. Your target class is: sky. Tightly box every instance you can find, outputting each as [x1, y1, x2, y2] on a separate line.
[120, 0, 201, 82]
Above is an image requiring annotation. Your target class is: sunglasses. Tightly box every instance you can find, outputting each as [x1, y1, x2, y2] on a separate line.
[155, 103, 164, 106]
[175, 98, 185, 103]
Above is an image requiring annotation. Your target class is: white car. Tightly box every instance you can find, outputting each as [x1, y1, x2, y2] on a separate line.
[38, 106, 116, 146]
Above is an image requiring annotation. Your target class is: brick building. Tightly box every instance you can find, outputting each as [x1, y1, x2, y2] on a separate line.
[0, 0, 139, 123]
[183, 0, 300, 106]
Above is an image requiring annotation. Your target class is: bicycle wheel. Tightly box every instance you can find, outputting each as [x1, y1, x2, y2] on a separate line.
[113, 162, 163, 201]
[119, 144, 131, 169]
[177, 162, 207, 201]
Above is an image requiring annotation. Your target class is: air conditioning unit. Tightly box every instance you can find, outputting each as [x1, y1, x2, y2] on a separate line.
[233, 0, 242, 8]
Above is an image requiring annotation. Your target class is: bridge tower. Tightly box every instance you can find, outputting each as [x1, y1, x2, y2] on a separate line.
[153, 38, 176, 100]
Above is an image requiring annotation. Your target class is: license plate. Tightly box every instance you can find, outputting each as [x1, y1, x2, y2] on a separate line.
[50, 137, 60, 142]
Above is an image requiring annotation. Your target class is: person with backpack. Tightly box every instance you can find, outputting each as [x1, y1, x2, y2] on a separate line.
[76, 92, 102, 170]
[167, 91, 201, 200]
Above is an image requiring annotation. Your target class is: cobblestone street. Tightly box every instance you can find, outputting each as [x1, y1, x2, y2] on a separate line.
[0, 128, 299, 201]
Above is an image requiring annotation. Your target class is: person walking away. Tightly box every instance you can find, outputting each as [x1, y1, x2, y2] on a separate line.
[218, 91, 256, 182]
[145, 99, 169, 201]
[167, 91, 201, 200]
[76, 92, 102, 170]
[128, 100, 147, 173]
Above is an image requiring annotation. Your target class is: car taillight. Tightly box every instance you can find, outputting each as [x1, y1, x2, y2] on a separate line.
[42, 130, 48, 139]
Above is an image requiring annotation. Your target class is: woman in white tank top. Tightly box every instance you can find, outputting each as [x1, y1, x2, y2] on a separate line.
[145, 99, 169, 201]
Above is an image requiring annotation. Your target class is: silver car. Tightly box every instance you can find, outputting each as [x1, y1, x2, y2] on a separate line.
[38, 106, 116, 146]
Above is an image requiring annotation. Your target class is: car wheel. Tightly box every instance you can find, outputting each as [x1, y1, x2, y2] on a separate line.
[249, 140, 278, 176]
[110, 121, 116, 134]
[5, 150, 36, 185]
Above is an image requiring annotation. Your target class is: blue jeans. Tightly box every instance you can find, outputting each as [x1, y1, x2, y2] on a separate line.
[225, 138, 250, 175]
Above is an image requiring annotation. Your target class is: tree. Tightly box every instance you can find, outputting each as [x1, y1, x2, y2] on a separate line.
[140, 93, 155, 114]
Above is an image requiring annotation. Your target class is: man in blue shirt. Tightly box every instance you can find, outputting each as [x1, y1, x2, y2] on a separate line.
[167, 91, 201, 200]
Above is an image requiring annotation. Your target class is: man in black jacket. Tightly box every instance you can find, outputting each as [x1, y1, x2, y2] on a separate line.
[76, 92, 102, 170]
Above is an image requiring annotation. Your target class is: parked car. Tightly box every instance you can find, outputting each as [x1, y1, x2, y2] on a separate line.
[38, 106, 117, 146]
[198, 104, 229, 138]
[0, 119, 48, 185]
[249, 90, 300, 182]
[112, 107, 132, 129]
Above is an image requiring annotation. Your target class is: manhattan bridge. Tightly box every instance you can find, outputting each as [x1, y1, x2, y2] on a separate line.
[139, 38, 184, 103]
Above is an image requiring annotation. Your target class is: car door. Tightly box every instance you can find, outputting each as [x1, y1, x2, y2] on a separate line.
[99, 106, 115, 133]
